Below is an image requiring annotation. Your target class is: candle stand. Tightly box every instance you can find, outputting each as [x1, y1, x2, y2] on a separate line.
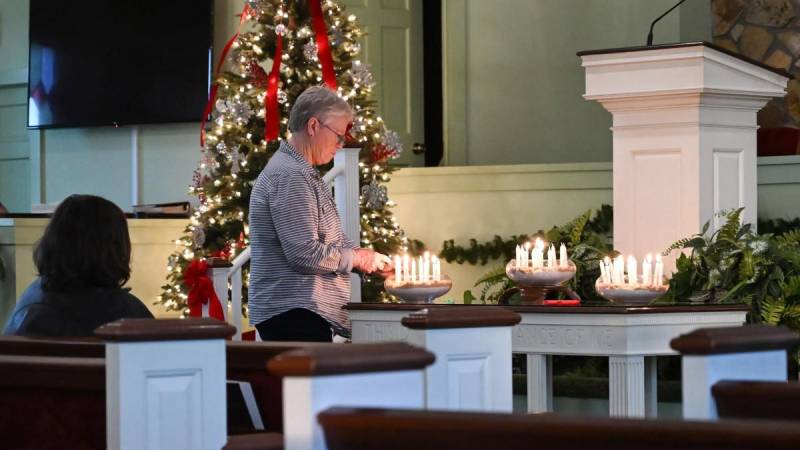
[385, 275, 453, 304]
[499, 260, 579, 305]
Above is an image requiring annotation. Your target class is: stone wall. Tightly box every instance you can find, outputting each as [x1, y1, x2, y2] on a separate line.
[713, 0, 800, 129]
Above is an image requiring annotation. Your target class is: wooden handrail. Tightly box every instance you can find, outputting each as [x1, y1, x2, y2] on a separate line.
[267, 342, 435, 377]
[95, 317, 235, 341]
[670, 324, 800, 355]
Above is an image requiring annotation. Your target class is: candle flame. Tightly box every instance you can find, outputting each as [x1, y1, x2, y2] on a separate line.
[535, 237, 544, 250]
[656, 254, 662, 263]
[646, 253, 653, 262]
[525, 241, 531, 250]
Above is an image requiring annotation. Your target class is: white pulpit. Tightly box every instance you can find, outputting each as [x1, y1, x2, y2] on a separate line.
[579, 42, 789, 269]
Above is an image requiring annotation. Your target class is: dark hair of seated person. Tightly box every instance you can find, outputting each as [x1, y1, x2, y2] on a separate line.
[2, 194, 153, 337]
[36, 194, 133, 291]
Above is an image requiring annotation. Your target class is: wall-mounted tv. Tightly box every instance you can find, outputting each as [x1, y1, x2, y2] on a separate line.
[27, 0, 213, 129]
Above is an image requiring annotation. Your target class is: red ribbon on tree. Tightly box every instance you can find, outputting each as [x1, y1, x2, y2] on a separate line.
[200, 4, 251, 147]
[183, 259, 225, 320]
[264, 32, 283, 141]
[310, 0, 338, 90]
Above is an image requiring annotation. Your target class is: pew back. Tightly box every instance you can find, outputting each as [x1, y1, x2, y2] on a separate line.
[0, 354, 106, 450]
[713, 380, 800, 421]
[318, 407, 800, 450]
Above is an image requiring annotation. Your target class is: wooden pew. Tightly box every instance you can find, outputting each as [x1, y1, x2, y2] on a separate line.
[670, 324, 800, 420]
[0, 334, 323, 433]
[0, 354, 106, 450]
[0, 350, 284, 450]
[712, 380, 800, 421]
[317, 407, 800, 450]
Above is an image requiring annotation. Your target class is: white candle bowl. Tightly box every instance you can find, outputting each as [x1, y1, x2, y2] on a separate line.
[594, 277, 668, 306]
[385, 275, 453, 304]
[505, 259, 577, 287]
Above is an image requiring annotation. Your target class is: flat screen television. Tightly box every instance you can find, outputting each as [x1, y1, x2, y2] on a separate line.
[27, 0, 213, 129]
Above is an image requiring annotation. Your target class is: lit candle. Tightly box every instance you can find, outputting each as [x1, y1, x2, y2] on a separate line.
[524, 242, 531, 268]
[547, 245, 556, 268]
[654, 254, 664, 287]
[417, 256, 423, 283]
[411, 258, 416, 283]
[642, 254, 652, 286]
[560, 243, 568, 269]
[432, 255, 440, 281]
[615, 255, 625, 285]
[423, 251, 430, 283]
[403, 254, 410, 283]
[515, 245, 521, 268]
[627, 255, 637, 286]
[599, 260, 607, 284]
[533, 238, 544, 269]
[394, 255, 401, 284]
[602, 257, 611, 284]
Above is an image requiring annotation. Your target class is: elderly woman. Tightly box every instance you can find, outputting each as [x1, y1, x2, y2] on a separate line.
[249, 86, 391, 342]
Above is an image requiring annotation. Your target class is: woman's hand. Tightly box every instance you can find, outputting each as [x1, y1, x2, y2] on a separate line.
[353, 249, 393, 275]
[353, 248, 377, 273]
[372, 253, 394, 279]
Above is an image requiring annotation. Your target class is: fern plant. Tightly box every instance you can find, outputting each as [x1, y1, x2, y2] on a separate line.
[663, 209, 800, 332]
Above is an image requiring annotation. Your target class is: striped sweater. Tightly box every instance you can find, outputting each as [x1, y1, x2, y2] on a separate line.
[248, 141, 357, 335]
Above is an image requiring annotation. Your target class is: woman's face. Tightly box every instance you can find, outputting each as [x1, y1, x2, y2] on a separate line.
[309, 113, 350, 165]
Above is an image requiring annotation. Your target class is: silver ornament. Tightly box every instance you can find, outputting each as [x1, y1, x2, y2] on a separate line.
[275, 24, 287, 36]
[192, 227, 206, 249]
[216, 142, 228, 153]
[350, 61, 374, 88]
[229, 101, 254, 124]
[382, 130, 403, 157]
[361, 180, 388, 210]
[215, 99, 229, 114]
[230, 150, 242, 175]
[277, 89, 288, 104]
[303, 40, 318, 61]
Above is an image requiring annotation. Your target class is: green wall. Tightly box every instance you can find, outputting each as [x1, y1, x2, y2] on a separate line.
[443, 0, 711, 166]
[0, 0, 712, 211]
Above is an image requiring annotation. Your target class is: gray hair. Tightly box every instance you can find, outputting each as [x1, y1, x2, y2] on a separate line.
[288, 86, 353, 133]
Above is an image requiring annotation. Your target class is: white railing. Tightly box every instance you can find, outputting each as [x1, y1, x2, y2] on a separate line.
[206, 147, 361, 339]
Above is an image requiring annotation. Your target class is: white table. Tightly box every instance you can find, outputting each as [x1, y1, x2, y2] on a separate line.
[346, 303, 748, 417]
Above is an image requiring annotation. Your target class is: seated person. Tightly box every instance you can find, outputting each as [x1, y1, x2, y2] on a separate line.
[3, 194, 153, 337]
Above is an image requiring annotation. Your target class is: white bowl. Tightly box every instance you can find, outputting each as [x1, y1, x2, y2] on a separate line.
[385, 275, 453, 303]
[505, 259, 576, 287]
[595, 279, 668, 305]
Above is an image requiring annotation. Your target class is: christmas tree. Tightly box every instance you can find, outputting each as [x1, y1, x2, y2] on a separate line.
[157, 0, 407, 315]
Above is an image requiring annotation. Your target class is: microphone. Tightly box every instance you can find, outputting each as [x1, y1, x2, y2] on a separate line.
[646, 0, 687, 46]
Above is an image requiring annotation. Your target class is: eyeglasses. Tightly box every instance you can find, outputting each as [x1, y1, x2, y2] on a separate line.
[321, 123, 346, 145]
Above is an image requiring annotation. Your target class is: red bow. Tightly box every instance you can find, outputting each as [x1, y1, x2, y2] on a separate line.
[183, 259, 225, 320]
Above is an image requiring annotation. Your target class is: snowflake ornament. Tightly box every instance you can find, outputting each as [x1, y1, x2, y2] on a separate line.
[230, 149, 242, 175]
[382, 130, 403, 157]
[350, 61, 374, 88]
[277, 89, 288, 104]
[192, 227, 206, 249]
[215, 99, 229, 114]
[361, 179, 388, 210]
[303, 40, 318, 61]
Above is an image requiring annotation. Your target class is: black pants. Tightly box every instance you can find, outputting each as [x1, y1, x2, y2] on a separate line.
[255, 308, 333, 342]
